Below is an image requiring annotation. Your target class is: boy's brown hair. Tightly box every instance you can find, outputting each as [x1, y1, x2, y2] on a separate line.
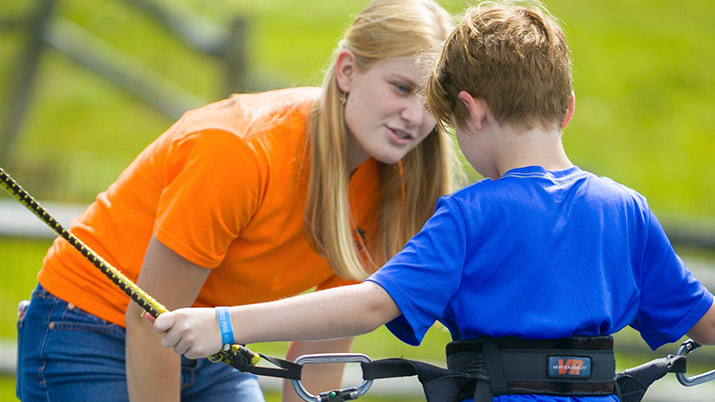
[427, 2, 573, 131]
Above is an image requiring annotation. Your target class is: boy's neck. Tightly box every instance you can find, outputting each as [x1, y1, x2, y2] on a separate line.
[494, 125, 573, 177]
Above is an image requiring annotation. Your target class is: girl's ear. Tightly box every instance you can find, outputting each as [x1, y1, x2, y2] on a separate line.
[335, 49, 357, 93]
[561, 91, 575, 130]
[458, 91, 487, 131]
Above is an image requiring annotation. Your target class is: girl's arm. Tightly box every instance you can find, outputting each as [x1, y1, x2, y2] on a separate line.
[154, 281, 400, 359]
[126, 236, 210, 401]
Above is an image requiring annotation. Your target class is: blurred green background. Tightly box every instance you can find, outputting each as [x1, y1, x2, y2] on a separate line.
[1, 0, 714, 215]
[1, 0, 714, 401]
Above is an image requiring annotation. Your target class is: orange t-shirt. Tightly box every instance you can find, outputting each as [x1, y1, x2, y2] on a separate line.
[39, 87, 379, 327]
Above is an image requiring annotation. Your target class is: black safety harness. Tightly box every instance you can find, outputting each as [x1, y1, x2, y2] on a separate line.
[213, 334, 699, 402]
[361, 336, 688, 402]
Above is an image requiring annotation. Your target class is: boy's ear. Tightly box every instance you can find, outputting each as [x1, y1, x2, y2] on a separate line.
[561, 91, 576, 130]
[458, 91, 487, 131]
[335, 49, 357, 93]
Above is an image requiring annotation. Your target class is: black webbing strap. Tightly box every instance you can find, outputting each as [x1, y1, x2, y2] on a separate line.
[478, 337, 508, 399]
[361, 358, 474, 402]
[360, 358, 455, 384]
[614, 354, 687, 402]
[226, 349, 303, 380]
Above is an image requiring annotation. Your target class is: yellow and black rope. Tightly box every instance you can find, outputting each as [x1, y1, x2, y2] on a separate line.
[1, 166, 167, 318]
[0, 166, 264, 369]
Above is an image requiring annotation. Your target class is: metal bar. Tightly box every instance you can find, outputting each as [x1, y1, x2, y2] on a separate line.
[122, 0, 230, 56]
[43, 17, 206, 119]
[676, 340, 715, 386]
[0, 0, 57, 162]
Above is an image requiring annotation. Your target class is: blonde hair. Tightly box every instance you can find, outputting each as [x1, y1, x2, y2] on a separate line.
[428, 1, 573, 131]
[305, 0, 460, 280]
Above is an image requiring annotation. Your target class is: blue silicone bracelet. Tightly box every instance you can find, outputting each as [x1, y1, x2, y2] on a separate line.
[216, 306, 234, 346]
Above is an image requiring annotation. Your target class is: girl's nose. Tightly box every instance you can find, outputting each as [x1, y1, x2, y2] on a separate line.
[400, 97, 427, 127]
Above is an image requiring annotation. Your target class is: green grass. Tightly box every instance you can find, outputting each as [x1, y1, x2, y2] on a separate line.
[0, 240, 50, 338]
[1, 0, 714, 400]
[0, 377, 15, 402]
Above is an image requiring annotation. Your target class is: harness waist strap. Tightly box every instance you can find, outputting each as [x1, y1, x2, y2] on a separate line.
[446, 336, 616, 397]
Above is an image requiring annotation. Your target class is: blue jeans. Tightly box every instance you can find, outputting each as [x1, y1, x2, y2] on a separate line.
[16, 284, 266, 402]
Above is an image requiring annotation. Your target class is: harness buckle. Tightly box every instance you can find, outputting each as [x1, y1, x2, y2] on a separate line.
[291, 353, 374, 402]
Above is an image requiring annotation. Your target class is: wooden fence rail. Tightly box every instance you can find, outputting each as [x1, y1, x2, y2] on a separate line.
[1, 0, 247, 162]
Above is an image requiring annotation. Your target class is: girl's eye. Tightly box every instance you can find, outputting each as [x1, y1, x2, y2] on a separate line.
[394, 83, 411, 94]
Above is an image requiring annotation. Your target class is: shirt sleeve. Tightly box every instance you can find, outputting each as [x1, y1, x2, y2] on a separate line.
[154, 129, 264, 268]
[367, 196, 467, 346]
[632, 208, 714, 350]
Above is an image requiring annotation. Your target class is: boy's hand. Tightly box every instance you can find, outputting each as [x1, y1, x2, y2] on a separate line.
[152, 308, 224, 359]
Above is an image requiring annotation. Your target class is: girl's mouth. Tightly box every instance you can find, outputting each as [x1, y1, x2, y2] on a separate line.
[389, 127, 412, 140]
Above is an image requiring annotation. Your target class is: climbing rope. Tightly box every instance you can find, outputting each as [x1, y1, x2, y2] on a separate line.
[0, 166, 271, 372]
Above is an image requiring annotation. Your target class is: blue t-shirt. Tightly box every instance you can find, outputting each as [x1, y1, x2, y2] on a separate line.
[367, 166, 713, 402]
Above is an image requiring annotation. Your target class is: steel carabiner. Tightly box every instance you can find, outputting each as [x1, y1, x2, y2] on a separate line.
[291, 353, 374, 402]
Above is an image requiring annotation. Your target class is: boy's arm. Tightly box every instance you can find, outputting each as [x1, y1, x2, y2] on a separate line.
[687, 299, 715, 345]
[154, 281, 400, 359]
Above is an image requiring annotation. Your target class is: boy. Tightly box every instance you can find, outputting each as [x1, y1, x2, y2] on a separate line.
[154, 3, 715, 401]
